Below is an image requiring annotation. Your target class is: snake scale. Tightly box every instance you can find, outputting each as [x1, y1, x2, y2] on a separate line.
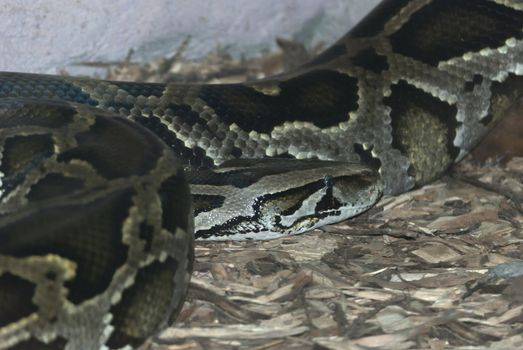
[1, 0, 523, 349]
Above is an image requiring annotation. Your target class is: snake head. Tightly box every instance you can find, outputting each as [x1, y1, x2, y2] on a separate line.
[190, 158, 383, 240]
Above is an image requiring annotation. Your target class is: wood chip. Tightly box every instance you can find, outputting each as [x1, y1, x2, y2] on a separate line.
[159, 323, 308, 341]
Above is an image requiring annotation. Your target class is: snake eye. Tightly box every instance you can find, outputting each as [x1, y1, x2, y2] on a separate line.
[323, 175, 335, 188]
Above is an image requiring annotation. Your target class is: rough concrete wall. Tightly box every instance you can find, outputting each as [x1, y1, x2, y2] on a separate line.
[0, 0, 379, 74]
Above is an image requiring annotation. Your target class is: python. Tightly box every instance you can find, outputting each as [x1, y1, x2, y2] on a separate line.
[1, 0, 523, 349]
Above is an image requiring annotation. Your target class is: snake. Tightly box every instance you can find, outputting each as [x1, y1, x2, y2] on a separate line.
[1, 0, 523, 349]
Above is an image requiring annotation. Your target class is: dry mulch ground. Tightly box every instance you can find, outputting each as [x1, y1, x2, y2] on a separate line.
[74, 38, 523, 350]
[155, 157, 523, 350]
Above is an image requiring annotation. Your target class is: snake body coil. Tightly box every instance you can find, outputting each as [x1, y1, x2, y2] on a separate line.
[2, 0, 523, 349]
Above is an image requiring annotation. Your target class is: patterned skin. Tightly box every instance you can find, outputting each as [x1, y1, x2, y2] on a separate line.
[1, 1, 523, 349]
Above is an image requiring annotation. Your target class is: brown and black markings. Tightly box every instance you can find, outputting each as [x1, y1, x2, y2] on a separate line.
[2, 0, 523, 349]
